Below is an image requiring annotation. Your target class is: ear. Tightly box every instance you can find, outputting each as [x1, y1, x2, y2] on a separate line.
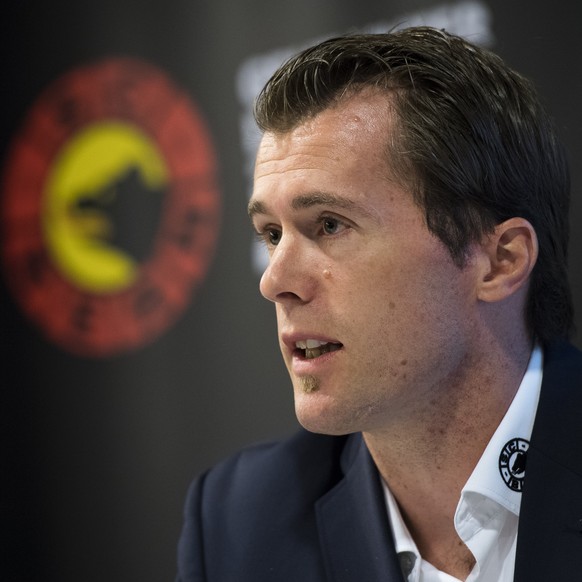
[477, 218, 539, 303]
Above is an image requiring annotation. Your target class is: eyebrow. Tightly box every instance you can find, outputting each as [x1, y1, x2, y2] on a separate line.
[248, 191, 372, 219]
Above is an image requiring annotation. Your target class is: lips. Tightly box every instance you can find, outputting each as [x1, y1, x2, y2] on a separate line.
[293, 338, 343, 360]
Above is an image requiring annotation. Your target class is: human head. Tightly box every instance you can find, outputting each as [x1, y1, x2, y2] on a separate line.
[254, 26, 573, 346]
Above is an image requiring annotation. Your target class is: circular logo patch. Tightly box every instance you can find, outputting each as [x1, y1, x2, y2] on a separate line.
[2, 58, 221, 356]
[499, 438, 529, 492]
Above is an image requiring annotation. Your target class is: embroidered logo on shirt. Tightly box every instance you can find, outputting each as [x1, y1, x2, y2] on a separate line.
[499, 438, 529, 492]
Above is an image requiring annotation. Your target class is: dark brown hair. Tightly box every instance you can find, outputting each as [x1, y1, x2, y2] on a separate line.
[254, 27, 573, 345]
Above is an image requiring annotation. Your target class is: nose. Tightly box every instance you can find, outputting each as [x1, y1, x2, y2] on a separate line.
[259, 234, 316, 305]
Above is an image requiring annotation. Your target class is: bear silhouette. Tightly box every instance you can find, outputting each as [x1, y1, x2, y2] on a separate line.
[74, 166, 165, 263]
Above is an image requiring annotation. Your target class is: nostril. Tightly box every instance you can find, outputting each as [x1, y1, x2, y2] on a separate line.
[275, 290, 304, 303]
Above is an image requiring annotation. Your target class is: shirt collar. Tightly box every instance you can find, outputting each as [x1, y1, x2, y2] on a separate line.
[381, 345, 543, 578]
[383, 483, 418, 578]
[458, 344, 543, 516]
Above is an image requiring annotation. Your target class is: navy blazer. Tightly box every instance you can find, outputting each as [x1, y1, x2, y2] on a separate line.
[177, 342, 582, 581]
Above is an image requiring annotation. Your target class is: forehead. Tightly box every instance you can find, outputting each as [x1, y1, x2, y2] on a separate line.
[257, 90, 396, 160]
[251, 91, 401, 210]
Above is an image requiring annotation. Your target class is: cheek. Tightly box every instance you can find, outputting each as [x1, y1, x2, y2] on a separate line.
[351, 256, 468, 346]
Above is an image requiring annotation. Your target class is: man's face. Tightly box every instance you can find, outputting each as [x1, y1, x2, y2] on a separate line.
[250, 91, 482, 436]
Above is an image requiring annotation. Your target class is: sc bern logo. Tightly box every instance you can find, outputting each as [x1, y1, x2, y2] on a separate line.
[1, 58, 221, 356]
[499, 438, 529, 492]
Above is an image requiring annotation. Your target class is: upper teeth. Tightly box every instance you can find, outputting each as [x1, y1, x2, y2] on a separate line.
[296, 339, 328, 349]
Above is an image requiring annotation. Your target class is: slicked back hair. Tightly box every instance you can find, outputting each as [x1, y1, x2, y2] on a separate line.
[254, 27, 573, 346]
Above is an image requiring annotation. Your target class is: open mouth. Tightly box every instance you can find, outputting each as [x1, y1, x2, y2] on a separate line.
[295, 339, 343, 360]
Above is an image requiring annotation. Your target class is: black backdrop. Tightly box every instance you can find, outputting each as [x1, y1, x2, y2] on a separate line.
[2, 1, 581, 580]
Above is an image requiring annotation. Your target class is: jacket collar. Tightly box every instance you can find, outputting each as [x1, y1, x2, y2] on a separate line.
[515, 341, 582, 580]
[315, 433, 405, 582]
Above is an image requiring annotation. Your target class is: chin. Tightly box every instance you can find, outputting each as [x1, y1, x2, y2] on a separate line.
[297, 418, 352, 436]
[293, 391, 357, 436]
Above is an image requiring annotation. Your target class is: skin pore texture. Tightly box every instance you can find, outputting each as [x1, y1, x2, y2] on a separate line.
[249, 89, 537, 579]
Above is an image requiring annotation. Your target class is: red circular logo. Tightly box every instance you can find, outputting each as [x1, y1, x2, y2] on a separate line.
[2, 58, 221, 356]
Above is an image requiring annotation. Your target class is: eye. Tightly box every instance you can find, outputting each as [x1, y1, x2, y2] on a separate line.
[321, 216, 346, 235]
[267, 228, 282, 245]
[255, 226, 282, 247]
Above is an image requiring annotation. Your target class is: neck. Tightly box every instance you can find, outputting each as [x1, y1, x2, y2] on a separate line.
[363, 336, 533, 578]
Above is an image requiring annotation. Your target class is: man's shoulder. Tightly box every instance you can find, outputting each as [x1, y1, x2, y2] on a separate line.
[532, 340, 582, 462]
[543, 339, 582, 375]
[178, 431, 363, 580]
[540, 340, 582, 404]
[198, 430, 352, 508]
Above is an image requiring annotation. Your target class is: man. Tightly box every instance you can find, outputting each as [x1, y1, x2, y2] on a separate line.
[177, 27, 582, 581]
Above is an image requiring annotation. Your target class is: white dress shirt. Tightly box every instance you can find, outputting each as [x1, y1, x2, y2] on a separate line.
[382, 346, 543, 581]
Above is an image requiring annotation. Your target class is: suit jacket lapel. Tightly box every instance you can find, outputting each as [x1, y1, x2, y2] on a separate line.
[315, 435, 405, 582]
[515, 342, 582, 581]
